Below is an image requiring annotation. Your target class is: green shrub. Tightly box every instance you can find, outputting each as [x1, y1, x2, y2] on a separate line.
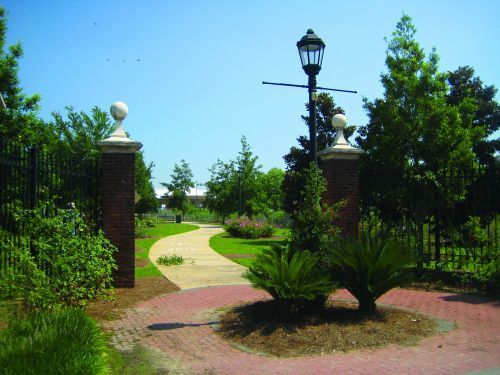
[461, 216, 488, 247]
[289, 164, 343, 256]
[470, 256, 500, 295]
[325, 238, 415, 313]
[0, 308, 109, 375]
[12, 203, 116, 311]
[156, 254, 186, 266]
[135, 216, 148, 238]
[244, 246, 335, 314]
[224, 217, 276, 239]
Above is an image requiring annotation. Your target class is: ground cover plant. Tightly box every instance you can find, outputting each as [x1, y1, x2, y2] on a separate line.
[218, 299, 438, 357]
[224, 216, 276, 239]
[156, 254, 187, 266]
[0, 308, 109, 375]
[209, 228, 289, 267]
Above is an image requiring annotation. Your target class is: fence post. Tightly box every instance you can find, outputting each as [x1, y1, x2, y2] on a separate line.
[97, 102, 142, 288]
[318, 114, 364, 238]
[30, 146, 39, 209]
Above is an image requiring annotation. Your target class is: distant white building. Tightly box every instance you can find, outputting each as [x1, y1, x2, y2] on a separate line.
[156, 187, 206, 209]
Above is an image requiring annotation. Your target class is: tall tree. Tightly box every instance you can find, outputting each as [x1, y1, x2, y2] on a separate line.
[235, 136, 262, 218]
[447, 66, 499, 166]
[204, 159, 237, 222]
[282, 93, 351, 213]
[249, 168, 285, 216]
[204, 136, 280, 221]
[0, 7, 48, 145]
[161, 160, 194, 216]
[135, 152, 157, 214]
[51, 106, 113, 158]
[356, 15, 488, 257]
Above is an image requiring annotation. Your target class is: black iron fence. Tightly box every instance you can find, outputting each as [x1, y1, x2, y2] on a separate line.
[0, 140, 101, 272]
[360, 165, 499, 271]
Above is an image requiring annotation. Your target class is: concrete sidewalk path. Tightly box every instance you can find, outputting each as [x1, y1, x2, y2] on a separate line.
[149, 223, 250, 290]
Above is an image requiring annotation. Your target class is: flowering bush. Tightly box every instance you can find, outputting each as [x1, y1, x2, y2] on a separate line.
[224, 217, 275, 239]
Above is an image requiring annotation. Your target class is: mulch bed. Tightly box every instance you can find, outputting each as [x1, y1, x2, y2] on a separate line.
[217, 299, 438, 357]
[86, 277, 179, 321]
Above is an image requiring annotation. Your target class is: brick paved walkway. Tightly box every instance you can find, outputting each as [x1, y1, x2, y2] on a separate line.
[104, 285, 500, 374]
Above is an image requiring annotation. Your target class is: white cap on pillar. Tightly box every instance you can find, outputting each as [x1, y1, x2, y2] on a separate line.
[318, 113, 364, 160]
[97, 101, 142, 153]
[109, 101, 129, 138]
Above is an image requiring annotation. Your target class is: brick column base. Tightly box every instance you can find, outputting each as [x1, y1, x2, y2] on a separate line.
[101, 152, 136, 287]
[321, 157, 361, 238]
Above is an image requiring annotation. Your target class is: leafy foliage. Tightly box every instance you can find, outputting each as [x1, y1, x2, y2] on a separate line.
[447, 66, 499, 167]
[289, 163, 343, 255]
[325, 238, 415, 313]
[0, 7, 48, 145]
[224, 217, 275, 239]
[156, 254, 186, 266]
[161, 159, 194, 216]
[11, 203, 116, 311]
[244, 246, 335, 313]
[357, 14, 488, 224]
[0, 308, 109, 375]
[205, 136, 285, 221]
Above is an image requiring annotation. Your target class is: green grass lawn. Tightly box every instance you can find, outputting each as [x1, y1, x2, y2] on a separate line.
[209, 228, 289, 267]
[135, 222, 198, 278]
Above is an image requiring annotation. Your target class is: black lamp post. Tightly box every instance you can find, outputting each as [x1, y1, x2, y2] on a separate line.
[237, 169, 242, 217]
[297, 29, 325, 165]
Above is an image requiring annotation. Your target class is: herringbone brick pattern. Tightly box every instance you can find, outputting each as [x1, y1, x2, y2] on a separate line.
[103, 286, 500, 375]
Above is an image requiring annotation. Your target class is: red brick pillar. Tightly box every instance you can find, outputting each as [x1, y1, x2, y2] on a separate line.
[97, 102, 142, 288]
[318, 114, 364, 238]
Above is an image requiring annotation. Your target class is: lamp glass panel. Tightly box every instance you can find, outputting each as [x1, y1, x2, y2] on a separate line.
[299, 45, 309, 66]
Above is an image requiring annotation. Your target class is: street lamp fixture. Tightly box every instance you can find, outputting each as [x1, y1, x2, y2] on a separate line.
[297, 29, 325, 165]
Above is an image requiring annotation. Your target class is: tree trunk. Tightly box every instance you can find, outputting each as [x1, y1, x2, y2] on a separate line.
[358, 299, 376, 314]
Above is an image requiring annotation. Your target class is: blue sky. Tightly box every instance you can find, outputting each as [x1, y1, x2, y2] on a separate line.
[3, 0, 499, 193]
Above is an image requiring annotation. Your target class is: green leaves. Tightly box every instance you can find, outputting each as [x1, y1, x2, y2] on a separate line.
[325, 238, 415, 313]
[357, 14, 497, 225]
[10, 202, 117, 311]
[244, 246, 335, 313]
[161, 159, 195, 216]
[289, 163, 343, 254]
[0, 309, 109, 374]
[205, 136, 285, 220]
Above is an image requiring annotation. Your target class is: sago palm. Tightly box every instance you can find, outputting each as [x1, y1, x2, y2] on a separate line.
[244, 246, 335, 313]
[325, 238, 415, 313]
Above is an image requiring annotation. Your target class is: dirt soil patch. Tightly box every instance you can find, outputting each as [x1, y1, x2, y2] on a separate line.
[86, 277, 179, 321]
[217, 299, 438, 357]
[135, 258, 149, 268]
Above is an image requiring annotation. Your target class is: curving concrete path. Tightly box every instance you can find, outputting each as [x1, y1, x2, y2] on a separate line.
[148, 223, 250, 290]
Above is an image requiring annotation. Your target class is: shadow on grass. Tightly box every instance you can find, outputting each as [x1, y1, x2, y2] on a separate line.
[439, 293, 500, 306]
[239, 239, 286, 248]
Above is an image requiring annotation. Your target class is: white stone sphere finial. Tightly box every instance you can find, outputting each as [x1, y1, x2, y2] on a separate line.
[109, 101, 128, 138]
[332, 113, 349, 147]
